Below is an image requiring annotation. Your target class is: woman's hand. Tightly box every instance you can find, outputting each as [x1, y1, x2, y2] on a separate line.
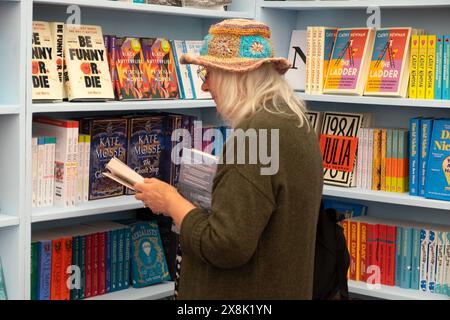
[134, 178, 196, 229]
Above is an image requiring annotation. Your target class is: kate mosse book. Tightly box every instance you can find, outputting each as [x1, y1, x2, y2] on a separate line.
[64, 24, 114, 101]
[32, 21, 63, 102]
[103, 157, 144, 191]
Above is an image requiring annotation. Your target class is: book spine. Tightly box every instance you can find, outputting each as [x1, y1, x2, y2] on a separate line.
[386, 225, 397, 286]
[316, 27, 325, 94]
[305, 27, 313, 94]
[37, 137, 45, 208]
[417, 35, 428, 99]
[409, 35, 419, 98]
[98, 232, 106, 296]
[50, 238, 63, 300]
[400, 227, 413, 289]
[105, 231, 111, 294]
[380, 129, 387, 191]
[49, 139, 56, 207]
[85, 234, 92, 298]
[443, 36, 450, 100]
[356, 129, 363, 188]
[409, 118, 420, 195]
[123, 227, 131, 289]
[391, 130, 399, 192]
[426, 35, 436, 99]
[311, 27, 318, 94]
[419, 229, 429, 292]
[111, 230, 118, 292]
[367, 128, 374, 190]
[77, 135, 84, 204]
[91, 233, 99, 297]
[342, 220, 350, 279]
[411, 229, 421, 290]
[372, 129, 382, 191]
[386, 129, 393, 192]
[444, 233, 450, 295]
[70, 236, 79, 300]
[31, 242, 39, 300]
[117, 229, 125, 291]
[397, 130, 409, 193]
[79, 235, 86, 300]
[420, 119, 433, 196]
[359, 222, 368, 282]
[83, 135, 90, 202]
[60, 237, 72, 300]
[427, 230, 437, 293]
[395, 226, 403, 287]
[182, 41, 197, 100]
[366, 223, 379, 284]
[349, 221, 358, 281]
[435, 231, 445, 294]
[44, 138, 52, 207]
[361, 128, 368, 190]
[435, 36, 444, 99]
[171, 40, 185, 99]
[32, 138, 38, 208]
[378, 224, 387, 285]
[38, 240, 52, 300]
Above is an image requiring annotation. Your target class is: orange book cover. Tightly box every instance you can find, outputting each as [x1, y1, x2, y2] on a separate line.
[372, 129, 382, 190]
[358, 222, 368, 282]
[350, 221, 358, 281]
[60, 237, 73, 300]
[380, 129, 387, 191]
[50, 238, 63, 300]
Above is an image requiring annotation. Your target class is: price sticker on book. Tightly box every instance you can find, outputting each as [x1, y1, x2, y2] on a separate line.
[320, 134, 358, 172]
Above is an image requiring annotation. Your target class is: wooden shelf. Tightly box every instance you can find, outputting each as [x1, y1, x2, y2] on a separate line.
[323, 186, 450, 211]
[32, 99, 216, 113]
[0, 215, 19, 228]
[34, 0, 254, 19]
[32, 196, 145, 223]
[297, 92, 450, 109]
[86, 282, 174, 300]
[348, 281, 450, 300]
[260, 0, 450, 10]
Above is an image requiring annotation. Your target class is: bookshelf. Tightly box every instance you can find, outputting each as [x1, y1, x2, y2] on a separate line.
[18, 0, 257, 301]
[257, 0, 450, 300]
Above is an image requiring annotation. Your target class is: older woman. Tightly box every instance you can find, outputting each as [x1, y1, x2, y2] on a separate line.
[134, 19, 323, 299]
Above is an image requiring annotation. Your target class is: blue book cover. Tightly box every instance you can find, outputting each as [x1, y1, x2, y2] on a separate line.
[86, 118, 128, 200]
[409, 118, 421, 195]
[105, 231, 111, 293]
[400, 227, 413, 289]
[322, 198, 368, 219]
[124, 227, 131, 289]
[37, 240, 52, 300]
[170, 40, 185, 99]
[395, 227, 403, 287]
[131, 221, 171, 288]
[182, 41, 197, 100]
[424, 119, 450, 201]
[419, 118, 434, 196]
[117, 228, 125, 291]
[110, 230, 118, 292]
[31, 242, 38, 300]
[435, 36, 444, 99]
[70, 236, 80, 300]
[411, 228, 421, 290]
[443, 36, 450, 99]
[126, 116, 165, 195]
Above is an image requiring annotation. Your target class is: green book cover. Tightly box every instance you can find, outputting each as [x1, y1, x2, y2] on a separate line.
[31, 242, 39, 300]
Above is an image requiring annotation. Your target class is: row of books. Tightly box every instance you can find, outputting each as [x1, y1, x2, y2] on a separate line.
[31, 113, 197, 208]
[0, 257, 6, 300]
[30, 219, 172, 300]
[343, 215, 450, 296]
[32, 21, 210, 103]
[290, 27, 415, 97]
[410, 118, 450, 201]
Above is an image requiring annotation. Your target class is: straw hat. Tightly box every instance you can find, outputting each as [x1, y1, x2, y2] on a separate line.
[180, 19, 291, 74]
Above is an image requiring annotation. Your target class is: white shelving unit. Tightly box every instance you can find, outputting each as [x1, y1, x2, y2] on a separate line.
[258, 0, 450, 300]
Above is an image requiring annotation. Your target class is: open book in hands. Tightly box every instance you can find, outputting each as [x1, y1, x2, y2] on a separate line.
[103, 157, 144, 191]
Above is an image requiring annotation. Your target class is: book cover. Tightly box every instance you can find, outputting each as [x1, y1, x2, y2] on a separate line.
[443, 36, 450, 100]
[409, 35, 419, 98]
[410, 118, 420, 195]
[417, 35, 428, 99]
[36, 240, 52, 300]
[50, 238, 63, 300]
[420, 119, 433, 196]
[424, 119, 450, 201]
[285, 30, 307, 91]
[324, 28, 374, 95]
[364, 28, 411, 98]
[31, 242, 39, 300]
[435, 36, 444, 99]
[49, 22, 66, 100]
[400, 227, 413, 289]
[160, 114, 183, 185]
[85, 118, 128, 200]
[64, 24, 114, 101]
[425, 35, 437, 99]
[85, 234, 92, 298]
[171, 40, 194, 99]
[349, 221, 358, 281]
[184, 41, 211, 99]
[32, 21, 62, 102]
[322, 199, 367, 219]
[108, 36, 123, 100]
[359, 222, 368, 282]
[320, 112, 365, 187]
[126, 116, 164, 195]
[411, 228, 421, 290]
[140, 38, 180, 99]
[130, 221, 171, 288]
[313, 27, 337, 94]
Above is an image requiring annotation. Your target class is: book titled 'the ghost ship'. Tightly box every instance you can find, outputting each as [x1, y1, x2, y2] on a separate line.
[131, 221, 171, 288]
[425, 119, 450, 201]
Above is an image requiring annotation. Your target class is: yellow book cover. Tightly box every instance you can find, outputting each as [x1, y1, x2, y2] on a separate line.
[372, 129, 382, 190]
[417, 35, 428, 99]
[32, 21, 63, 102]
[64, 24, 114, 101]
[380, 129, 387, 191]
[426, 35, 436, 99]
[311, 27, 319, 93]
[409, 35, 420, 98]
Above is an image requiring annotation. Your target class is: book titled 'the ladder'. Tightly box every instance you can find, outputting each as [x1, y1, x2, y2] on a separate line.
[324, 28, 375, 96]
[364, 28, 412, 98]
